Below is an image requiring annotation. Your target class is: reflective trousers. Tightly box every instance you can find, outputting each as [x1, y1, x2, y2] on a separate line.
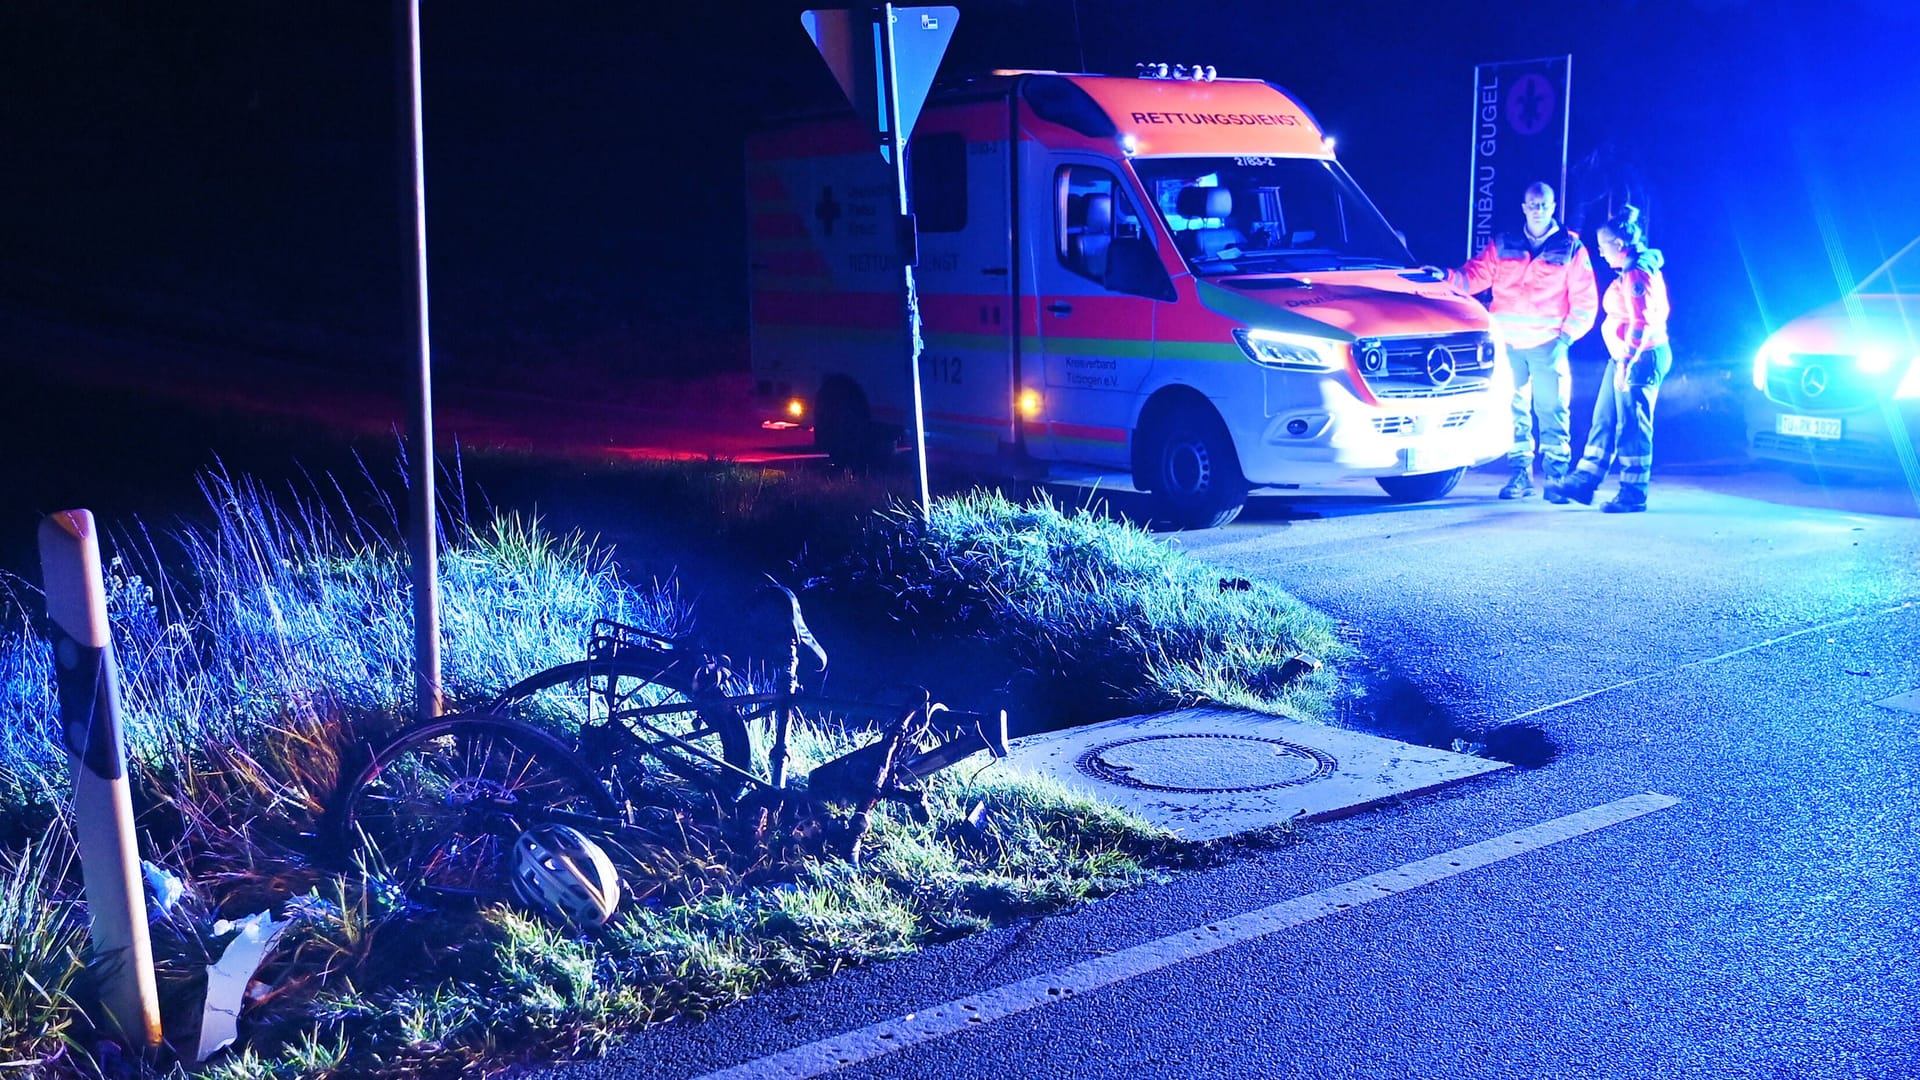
[1507, 339, 1572, 472]
[1570, 344, 1673, 498]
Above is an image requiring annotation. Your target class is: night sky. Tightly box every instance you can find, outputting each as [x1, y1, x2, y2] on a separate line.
[3, 0, 1918, 387]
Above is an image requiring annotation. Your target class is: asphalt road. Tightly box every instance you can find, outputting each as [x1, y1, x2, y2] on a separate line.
[541, 465, 1920, 1080]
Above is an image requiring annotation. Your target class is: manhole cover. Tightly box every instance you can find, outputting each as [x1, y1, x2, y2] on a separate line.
[1075, 733, 1338, 793]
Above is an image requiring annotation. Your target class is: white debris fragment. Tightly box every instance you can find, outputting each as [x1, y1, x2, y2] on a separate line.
[194, 910, 292, 1063]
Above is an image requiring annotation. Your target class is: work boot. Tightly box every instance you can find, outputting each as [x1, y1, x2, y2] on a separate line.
[1602, 486, 1648, 514]
[1542, 463, 1571, 504]
[1497, 467, 1533, 500]
[1547, 471, 1596, 506]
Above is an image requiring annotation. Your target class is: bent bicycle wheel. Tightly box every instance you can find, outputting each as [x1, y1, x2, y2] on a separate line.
[491, 658, 756, 799]
[336, 712, 617, 901]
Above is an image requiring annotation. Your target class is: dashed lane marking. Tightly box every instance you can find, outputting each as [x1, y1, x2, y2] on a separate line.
[692, 792, 1682, 1080]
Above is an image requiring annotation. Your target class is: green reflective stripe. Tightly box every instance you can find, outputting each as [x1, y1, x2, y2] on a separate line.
[1195, 280, 1356, 339]
[1017, 336, 1156, 359]
[1163, 341, 1247, 363]
[925, 331, 1012, 353]
[1018, 336, 1245, 363]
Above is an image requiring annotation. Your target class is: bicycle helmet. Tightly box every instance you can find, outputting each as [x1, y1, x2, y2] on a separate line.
[510, 823, 622, 929]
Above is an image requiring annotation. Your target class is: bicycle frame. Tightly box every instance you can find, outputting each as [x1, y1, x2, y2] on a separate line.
[349, 588, 1016, 901]
[569, 608, 1009, 821]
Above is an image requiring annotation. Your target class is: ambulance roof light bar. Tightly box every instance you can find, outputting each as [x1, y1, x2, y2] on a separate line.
[1136, 62, 1218, 82]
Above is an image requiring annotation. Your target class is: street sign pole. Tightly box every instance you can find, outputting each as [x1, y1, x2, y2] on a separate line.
[399, 0, 442, 721]
[39, 510, 162, 1055]
[878, 4, 932, 520]
[802, 6, 957, 524]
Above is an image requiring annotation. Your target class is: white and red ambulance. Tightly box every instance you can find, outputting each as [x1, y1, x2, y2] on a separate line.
[748, 67, 1509, 527]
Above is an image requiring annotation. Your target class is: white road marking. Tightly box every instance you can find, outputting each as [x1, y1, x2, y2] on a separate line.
[1874, 687, 1920, 714]
[1504, 599, 1917, 723]
[692, 792, 1682, 1080]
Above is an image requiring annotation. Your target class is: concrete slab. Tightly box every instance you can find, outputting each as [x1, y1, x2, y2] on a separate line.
[1001, 707, 1508, 841]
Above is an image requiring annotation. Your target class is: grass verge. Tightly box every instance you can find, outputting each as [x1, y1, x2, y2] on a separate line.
[815, 489, 1348, 729]
[0, 465, 1228, 1077]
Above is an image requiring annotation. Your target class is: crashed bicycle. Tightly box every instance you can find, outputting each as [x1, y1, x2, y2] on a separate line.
[330, 583, 1009, 926]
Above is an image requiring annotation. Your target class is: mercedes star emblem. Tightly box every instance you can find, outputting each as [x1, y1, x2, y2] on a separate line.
[1424, 344, 1457, 387]
[1800, 364, 1828, 398]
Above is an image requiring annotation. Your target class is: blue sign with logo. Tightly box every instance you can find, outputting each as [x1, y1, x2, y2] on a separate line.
[1466, 55, 1572, 259]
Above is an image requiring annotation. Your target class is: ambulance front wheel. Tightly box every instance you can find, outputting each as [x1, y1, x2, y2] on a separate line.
[1143, 405, 1248, 530]
[1375, 467, 1465, 502]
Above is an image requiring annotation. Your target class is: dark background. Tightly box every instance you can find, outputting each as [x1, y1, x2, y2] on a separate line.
[2, 0, 1917, 402]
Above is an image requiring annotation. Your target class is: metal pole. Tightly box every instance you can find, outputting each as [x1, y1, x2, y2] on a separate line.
[879, 4, 932, 521]
[400, 0, 443, 720]
[1466, 63, 1482, 261]
[1558, 53, 1572, 226]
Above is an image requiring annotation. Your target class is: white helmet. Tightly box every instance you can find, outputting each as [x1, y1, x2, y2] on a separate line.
[510, 823, 622, 929]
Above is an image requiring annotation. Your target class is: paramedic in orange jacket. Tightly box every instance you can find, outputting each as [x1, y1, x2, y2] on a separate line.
[1448, 182, 1599, 500]
[1547, 204, 1671, 513]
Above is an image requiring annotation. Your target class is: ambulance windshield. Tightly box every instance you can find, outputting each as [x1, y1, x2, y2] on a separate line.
[1133, 156, 1415, 276]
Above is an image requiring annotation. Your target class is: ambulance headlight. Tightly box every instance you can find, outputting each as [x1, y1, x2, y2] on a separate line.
[1856, 347, 1893, 375]
[1753, 340, 1781, 392]
[1233, 328, 1347, 372]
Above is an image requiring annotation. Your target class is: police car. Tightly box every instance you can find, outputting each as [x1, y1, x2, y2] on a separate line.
[1747, 236, 1920, 478]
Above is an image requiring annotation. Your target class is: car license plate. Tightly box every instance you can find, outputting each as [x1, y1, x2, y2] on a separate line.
[1776, 414, 1842, 440]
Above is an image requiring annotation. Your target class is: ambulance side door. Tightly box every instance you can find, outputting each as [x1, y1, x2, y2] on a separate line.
[1024, 155, 1170, 467]
[911, 125, 1016, 458]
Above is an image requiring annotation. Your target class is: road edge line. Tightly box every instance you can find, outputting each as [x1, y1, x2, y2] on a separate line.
[692, 792, 1682, 1080]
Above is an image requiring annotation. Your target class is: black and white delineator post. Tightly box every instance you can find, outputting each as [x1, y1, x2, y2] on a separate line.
[803, 5, 958, 522]
[38, 510, 162, 1054]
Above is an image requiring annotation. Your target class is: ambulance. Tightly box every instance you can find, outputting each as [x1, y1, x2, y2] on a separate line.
[748, 66, 1510, 527]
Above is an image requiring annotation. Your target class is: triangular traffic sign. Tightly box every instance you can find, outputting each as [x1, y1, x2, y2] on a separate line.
[888, 7, 957, 149]
[800, 9, 875, 134]
[803, 7, 958, 157]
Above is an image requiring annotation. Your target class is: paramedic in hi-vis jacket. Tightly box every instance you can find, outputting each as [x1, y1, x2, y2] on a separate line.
[1547, 204, 1671, 513]
[1448, 182, 1599, 501]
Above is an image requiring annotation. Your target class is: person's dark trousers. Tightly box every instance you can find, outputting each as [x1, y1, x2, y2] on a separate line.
[1562, 344, 1671, 507]
[1506, 339, 1573, 474]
